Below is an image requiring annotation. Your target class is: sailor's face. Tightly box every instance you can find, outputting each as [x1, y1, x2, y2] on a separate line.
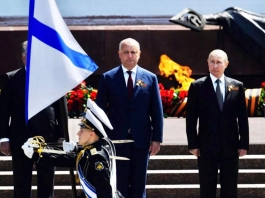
[77, 127, 93, 146]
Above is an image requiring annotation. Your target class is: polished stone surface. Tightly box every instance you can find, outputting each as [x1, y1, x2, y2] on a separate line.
[159, 117, 265, 145]
[148, 158, 265, 170]
[0, 118, 264, 197]
[147, 189, 265, 198]
[68, 117, 265, 145]
[159, 144, 265, 155]
[147, 173, 265, 185]
[1, 188, 265, 198]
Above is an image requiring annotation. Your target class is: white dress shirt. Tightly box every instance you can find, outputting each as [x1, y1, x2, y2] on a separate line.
[121, 65, 137, 87]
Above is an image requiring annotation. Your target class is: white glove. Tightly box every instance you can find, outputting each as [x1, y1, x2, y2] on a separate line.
[23, 138, 40, 149]
[23, 147, 34, 159]
[63, 140, 77, 153]
[21, 141, 35, 159]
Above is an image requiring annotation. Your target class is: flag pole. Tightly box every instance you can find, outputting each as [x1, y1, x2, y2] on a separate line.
[59, 97, 77, 198]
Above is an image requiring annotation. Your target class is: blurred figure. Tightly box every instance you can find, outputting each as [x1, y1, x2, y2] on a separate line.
[0, 41, 67, 198]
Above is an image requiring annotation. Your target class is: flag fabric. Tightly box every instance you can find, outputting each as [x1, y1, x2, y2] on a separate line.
[26, 0, 98, 121]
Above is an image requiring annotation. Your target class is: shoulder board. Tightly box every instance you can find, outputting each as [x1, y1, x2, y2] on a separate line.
[90, 148, 109, 164]
[90, 148, 98, 155]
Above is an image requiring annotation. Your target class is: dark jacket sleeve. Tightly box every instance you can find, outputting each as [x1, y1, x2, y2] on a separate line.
[185, 83, 200, 149]
[150, 75, 164, 143]
[35, 151, 76, 167]
[52, 96, 68, 139]
[0, 74, 11, 139]
[236, 82, 249, 150]
[95, 74, 108, 112]
[89, 155, 112, 198]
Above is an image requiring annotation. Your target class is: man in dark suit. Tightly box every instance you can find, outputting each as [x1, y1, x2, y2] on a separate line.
[186, 49, 249, 198]
[0, 41, 67, 198]
[96, 38, 164, 198]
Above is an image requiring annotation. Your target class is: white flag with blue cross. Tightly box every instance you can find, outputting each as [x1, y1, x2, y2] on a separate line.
[26, 0, 98, 121]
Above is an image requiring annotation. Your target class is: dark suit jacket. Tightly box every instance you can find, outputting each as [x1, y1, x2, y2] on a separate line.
[96, 65, 163, 148]
[0, 67, 67, 150]
[186, 75, 249, 158]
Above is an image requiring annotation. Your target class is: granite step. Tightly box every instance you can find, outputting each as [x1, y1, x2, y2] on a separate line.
[159, 144, 265, 155]
[1, 185, 265, 198]
[148, 155, 265, 170]
[0, 144, 265, 198]
[1, 154, 265, 171]
[147, 169, 265, 185]
[1, 169, 265, 186]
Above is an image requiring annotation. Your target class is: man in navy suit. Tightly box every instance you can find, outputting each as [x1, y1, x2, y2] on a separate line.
[96, 38, 164, 198]
[186, 49, 249, 198]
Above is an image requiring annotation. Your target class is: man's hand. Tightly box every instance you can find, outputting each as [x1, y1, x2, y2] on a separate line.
[0, 141, 11, 156]
[189, 149, 200, 157]
[149, 141, 160, 156]
[238, 149, 247, 157]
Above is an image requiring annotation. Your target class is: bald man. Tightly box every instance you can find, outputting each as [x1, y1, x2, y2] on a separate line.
[186, 49, 249, 198]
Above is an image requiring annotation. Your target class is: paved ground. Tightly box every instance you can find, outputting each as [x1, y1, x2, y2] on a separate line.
[162, 117, 265, 145]
[68, 117, 265, 145]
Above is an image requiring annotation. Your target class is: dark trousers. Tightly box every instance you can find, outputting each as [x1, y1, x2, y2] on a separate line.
[198, 155, 239, 198]
[115, 140, 150, 198]
[11, 148, 55, 198]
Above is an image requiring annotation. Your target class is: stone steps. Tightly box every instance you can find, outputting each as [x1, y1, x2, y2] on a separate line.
[0, 186, 265, 198]
[0, 144, 264, 197]
[158, 145, 265, 155]
[0, 168, 264, 186]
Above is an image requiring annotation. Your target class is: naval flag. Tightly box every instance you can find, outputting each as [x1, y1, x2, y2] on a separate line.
[26, 0, 98, 121]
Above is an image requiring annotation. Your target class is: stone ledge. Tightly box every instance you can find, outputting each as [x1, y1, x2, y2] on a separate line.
[68, 117, 265, 145]
[0, 187, 265, 198]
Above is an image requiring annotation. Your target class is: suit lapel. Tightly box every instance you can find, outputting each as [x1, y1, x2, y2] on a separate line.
[204, 76, 221, 111]
[131, 66, 145, 101]
[16, 67, 26, 90]
[115, 66, 146, 101]
[223, 77, 232, 108]
[115, 66, 130, 101]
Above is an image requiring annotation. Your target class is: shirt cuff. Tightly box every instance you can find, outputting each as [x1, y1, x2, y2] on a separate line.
[0, 138, 10, 142]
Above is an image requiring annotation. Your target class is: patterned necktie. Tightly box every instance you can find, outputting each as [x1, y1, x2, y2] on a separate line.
[127, 71, 133, 98]
[215, 79, 223, 110]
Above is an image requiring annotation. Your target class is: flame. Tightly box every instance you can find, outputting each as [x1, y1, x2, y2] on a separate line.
[158, 54, 194, 90]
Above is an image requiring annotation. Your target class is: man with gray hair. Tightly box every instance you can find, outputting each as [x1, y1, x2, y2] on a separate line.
[96, 38, 164, 198]
[0, 41, 68, 198]
[186, 49, 249, 197]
